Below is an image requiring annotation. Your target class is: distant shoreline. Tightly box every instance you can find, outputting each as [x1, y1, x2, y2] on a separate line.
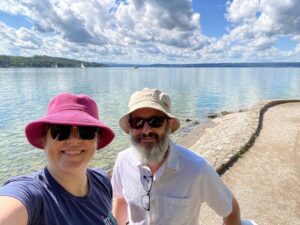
[109, 62, 300, 68]
[1, 55, 300, 68]
[0, 55, 108, 68]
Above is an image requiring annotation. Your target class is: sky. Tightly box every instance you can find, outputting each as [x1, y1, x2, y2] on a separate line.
[0, 0, 299, 64]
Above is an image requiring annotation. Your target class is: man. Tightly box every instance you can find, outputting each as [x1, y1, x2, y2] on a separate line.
[111, 88, 256, 225]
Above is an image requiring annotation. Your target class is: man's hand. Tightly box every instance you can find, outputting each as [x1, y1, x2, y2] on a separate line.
[113, 197, 128, 225]
[223, 196, 241, 225]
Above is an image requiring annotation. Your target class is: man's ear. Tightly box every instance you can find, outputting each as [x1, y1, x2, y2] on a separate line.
[168, 118, 176, 127]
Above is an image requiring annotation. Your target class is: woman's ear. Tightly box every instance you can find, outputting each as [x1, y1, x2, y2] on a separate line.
[42, 127, 49, 149]
[97, 133, 102, 149]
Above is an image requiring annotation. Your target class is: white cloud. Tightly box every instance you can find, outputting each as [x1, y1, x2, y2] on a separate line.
[226, 0, 260, 23]
[15, 28, 42, 49]
[0, 0, 299, 63]
[259, 0, 300, 35]
[0, 22, 41, 53]
[219, 0, 300, 61]
[0, 0, 206, 63]
[227, 0, 300, 36]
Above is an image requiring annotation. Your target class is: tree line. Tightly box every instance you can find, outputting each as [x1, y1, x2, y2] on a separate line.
[0, 55, 108, 68]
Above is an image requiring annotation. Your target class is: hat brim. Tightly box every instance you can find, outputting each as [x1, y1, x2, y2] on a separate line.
[119, 101, 180, 134]
[25, 110, 114, 150]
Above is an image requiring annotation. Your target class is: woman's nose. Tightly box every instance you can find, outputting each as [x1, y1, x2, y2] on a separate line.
[66, 127, 81, 142]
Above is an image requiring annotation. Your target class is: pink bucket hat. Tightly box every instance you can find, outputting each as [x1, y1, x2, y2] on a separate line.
[25, 93, 115, 150]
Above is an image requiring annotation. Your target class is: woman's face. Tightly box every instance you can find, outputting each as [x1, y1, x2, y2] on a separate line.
[43, 125, 98, 176]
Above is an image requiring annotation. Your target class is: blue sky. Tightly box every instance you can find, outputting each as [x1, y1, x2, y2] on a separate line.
[193, 0, 227, 38]
[0, 0, 299, 64]
[0, 13, 31, 29]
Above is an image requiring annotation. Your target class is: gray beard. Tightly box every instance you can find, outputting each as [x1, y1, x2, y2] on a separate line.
[131, 132, 170, 165]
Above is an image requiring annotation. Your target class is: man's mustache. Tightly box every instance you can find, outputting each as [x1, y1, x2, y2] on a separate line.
[140, 133, 159, 140]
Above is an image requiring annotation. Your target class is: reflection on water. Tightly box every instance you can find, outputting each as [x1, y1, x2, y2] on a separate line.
[0, 67, 300, 184]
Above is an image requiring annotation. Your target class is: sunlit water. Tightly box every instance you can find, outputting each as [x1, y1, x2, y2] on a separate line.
[0, 67, 299, 184]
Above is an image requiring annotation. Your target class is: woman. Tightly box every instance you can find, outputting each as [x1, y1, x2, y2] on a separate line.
[0, 93, 116, 225]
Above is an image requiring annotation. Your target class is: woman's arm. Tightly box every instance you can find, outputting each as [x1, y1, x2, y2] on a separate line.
[0, 196, 28, 225]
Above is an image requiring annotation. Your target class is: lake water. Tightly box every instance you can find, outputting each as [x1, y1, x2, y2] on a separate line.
[0, 67, 299, 184]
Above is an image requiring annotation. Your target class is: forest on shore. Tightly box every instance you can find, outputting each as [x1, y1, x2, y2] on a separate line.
[0, 55, 108, 68]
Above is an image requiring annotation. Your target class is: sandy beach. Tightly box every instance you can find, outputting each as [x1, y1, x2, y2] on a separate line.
[177, 101, 300, 225]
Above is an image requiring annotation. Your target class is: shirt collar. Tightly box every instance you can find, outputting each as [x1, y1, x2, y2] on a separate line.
[164, 141, 180, 171]
[128, 146, 143, 167]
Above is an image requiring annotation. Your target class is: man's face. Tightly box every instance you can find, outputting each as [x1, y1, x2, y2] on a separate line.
[129, 108, 173, 164]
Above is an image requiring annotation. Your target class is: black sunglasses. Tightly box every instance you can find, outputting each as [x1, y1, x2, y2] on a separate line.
[129, 116, 167, 129]
[49, 125, 99, 141]
[141, 175, 153, 211]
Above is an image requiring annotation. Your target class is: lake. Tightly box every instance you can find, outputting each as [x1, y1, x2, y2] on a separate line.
[0, 67, 299, 184]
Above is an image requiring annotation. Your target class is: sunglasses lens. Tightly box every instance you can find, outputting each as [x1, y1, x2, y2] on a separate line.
[129, 118, 145, 129]
[50, 125, 98, 141]
[78, 126, 98, 140]
[129, 116, 166, 129]
[147, 116, 166, 128]
[50, 125, 71, 141]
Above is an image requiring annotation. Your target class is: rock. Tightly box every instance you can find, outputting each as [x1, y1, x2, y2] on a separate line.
[221, 111, 231, 115]
[208, 113, 218, 119]
[193, 121, 200, 125]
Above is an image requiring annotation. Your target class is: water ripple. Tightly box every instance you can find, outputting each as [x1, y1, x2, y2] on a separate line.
[0, 67, 299, 184]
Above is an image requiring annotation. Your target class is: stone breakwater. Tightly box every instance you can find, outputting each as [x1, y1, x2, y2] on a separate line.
[190, 99, 300, 175]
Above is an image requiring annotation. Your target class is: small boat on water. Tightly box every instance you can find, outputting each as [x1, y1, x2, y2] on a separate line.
[134, 65, 139, 69]
[81, 62, 85, 68]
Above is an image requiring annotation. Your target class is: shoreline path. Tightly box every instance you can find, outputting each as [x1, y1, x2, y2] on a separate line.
[178, 101, 300, 225]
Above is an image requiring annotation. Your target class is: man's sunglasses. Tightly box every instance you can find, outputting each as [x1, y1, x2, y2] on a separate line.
[49, 125, 99, 141]
[129, 116, 167, 129]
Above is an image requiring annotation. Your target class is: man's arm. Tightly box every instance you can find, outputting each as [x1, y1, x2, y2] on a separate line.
[223, 196, 241, 225]
[0, 196, 28, 225]
[113, 197, 128, 225]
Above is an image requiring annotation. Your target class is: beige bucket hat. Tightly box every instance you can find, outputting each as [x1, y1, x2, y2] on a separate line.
[119, 88, 180, 134]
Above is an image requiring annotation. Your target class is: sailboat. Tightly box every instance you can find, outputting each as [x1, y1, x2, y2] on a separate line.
[81, 62, 85, 68]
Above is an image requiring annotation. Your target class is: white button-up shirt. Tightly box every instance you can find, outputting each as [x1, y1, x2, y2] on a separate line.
[111, 142, 232, 225]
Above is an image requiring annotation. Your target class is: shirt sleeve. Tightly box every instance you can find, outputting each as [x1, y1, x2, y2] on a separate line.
[199, 162, 233, 217]
[0, 178, 43, 224]
[111, 156, 124, 199]
[93, 168, 114, 200]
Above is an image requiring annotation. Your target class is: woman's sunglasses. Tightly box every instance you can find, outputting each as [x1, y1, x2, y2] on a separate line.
[49, 125, 99, 141]
[129, 116, 167, 129]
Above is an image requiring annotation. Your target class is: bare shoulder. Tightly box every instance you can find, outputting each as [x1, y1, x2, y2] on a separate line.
[0, 196, 28, 225]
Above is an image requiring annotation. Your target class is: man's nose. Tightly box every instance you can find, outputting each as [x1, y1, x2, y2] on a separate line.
[141, 122, 152, 135]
